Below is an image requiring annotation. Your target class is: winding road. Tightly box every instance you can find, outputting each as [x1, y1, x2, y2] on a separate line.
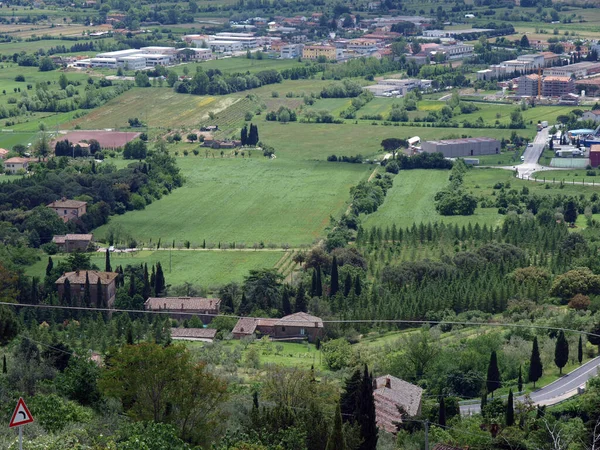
[460, 353, 600, 416]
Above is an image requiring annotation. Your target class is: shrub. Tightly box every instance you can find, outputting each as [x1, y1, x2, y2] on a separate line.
[569, 294, 591, 310]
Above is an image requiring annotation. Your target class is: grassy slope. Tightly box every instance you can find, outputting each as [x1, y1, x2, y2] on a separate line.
[94, 156, 371, 246]
[27, 249, 284, 287]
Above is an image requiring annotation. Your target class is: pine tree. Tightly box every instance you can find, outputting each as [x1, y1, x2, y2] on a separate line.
[340, 368, 362, 422]
[487, 351, 501, 398]
[579, 335, 583, 365]
[529, 336, 543, 388]
[295, 284, 307, 313]
[344, 273, 352, 297]
[554, 330, 569, 375]
[354, 275, 362, 296]
[2, 354, 6, 374]
[326, 403, 346, 450]
[506, 389, 514, 426]
[438, 396, 446, 427]
[518, 365, 523, 392]
[316, 266, 323, 297]
[46, 257, 53, 277]
[357, 365, 378, 450]
[105, 248, 112, 272]
[330, 256, 339, 297]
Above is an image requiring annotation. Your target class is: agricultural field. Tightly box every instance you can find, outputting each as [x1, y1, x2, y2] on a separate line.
[94, 156, 372, 247]
[172, 57, 306, 76]
[26, 249, 285, 288]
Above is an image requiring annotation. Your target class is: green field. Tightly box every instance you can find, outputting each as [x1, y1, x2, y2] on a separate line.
[26, 249, 284, 288]
[94, 156, 371, 246]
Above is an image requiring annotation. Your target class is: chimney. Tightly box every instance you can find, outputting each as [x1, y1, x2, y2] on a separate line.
[181, 303, 184, 310]
[315, 321, 318, 327]
[385, 377, 391, 389]
[163, 303, 166, 309]
[372, 378, 377, 389]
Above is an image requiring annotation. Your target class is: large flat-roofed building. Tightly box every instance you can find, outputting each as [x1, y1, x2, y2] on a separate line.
[422, 137, 501, 158]
[517, 53, 545, 69]
[302, 45, 341, 60]
[118, 55, 146, 70]
[423, 28, 492, 38]
[517, 74, 540, 97]
[207, 40, 244, 53]
[544, 62, 600, 79]
[280, 44, 304, 59]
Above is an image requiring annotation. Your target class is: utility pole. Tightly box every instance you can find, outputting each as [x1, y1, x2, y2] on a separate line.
[424, 419, 429, 450]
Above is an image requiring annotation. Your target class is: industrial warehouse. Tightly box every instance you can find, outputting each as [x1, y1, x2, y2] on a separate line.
[421, 137, 501, 157]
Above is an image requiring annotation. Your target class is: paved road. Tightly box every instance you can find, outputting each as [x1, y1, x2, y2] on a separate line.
[460, 355, 600, 416]
[516, 127, 548, 179]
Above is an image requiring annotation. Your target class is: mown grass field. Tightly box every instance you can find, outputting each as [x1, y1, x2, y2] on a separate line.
[26, 249, 284, 288]
[94, 156, 371, 246]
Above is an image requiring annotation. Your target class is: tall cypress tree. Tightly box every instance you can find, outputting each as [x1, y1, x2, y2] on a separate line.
[63, 278, 72, 307]
[579, 335, 584, 365]
[354, 275, 362, 296]
[150, 265, 156, 295]
[241, 124, 248, 146]
[295, 283, 307, 313]
[30, 277, 38, 305]
[128, 271, 136, 298]
[142, 264, 151, 299]
[518, 365, 523, 392]
[438, 396, 446, 427]
[311, 269, 318, 297]
[506, 389, 514, 426]
[330, 256, 339, 297]
[238, 293, 251, 315]
[2, 354, 6, 374]
[282, 288, 292, 316]
[105, 249, 112, 272]
[96, 278, 103, 309]
[344, 273, 352, 297]
[529, 336, 543, 388]
[357, 365, 378, 450]
[316, 266, 323, 297]
[554, 330, 569, 375]
[340, 368, 362, 422]
[326, 403, 346, 450]
[487, 350, 501, 398]
[83, 272, 91, 308]
[46, 257, 54, 277]
[155, 262, 165, 297]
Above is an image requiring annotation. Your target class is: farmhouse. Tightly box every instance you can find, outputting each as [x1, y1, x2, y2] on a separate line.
[232, 312, 324, 342]
[582, 110, 600, 123]
[56, 270, 118, 308]
[47, 198, 87, 222]
[52, 234, 94, 252]
[170, 328, 217, 342]
[373, 375, 423, 433]
[144, 297, 221, 323]
[421, 137, 500, 158]
[3, 157, 29, 174]
[0, 148, 9, 159]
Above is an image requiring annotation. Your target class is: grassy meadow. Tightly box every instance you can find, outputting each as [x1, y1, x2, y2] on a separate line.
[27, 249, 285, 288]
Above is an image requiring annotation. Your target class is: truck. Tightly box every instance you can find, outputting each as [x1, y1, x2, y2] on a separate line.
[541, 121, 548, 128]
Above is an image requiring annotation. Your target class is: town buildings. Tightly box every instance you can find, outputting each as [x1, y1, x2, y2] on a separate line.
[47, 198, 87, 222]
[544, 61, 600, 79]
[302, 45, 342, 60]
[422, 137, 501, 158]
[56, 270, 118, 307]
[74, 46, 213, 69]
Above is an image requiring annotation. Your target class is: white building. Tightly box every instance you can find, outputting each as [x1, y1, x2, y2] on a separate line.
[118, 55, 146, 70]
[177, 48, 213, 61]
[438, 43, 474, 59]
[517, 53, 545, 69]
[280, 44, 304, 59]
[207, 40, 244, 53]
[88, 57, 118, 68]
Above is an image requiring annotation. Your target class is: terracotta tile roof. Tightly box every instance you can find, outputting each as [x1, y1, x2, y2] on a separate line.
[66, 234, 93, 241]
[170, 328, 217, 340]
[56, 270, 118, 285]
[591, 144, 600, 153]
[374, 375, 423, 433]
[47, 199, 87, 208]
[588, 110, 600, 115]
[232, 317, 258, 335]
[52, 235, 66, 244]
[144, 297, 220, 311]
[0, 148, 9, 157]
[5, 157, 29, 164]
[274, 312, 324, 328]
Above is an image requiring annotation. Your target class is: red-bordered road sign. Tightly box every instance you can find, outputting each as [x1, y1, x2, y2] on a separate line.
[9, 398, 34, 428]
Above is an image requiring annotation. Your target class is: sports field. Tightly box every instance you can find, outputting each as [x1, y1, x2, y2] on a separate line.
[26, 249, 284, 288]
[94, 156, 371, 246]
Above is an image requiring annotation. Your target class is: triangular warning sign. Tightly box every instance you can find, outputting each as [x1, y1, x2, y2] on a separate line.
[9, 398, 34, 428]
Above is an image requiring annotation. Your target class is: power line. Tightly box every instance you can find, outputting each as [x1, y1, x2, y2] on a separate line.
[1, 302, 599, 338]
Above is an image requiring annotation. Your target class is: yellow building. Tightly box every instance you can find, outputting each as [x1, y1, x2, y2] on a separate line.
[302, 45, 337, 60]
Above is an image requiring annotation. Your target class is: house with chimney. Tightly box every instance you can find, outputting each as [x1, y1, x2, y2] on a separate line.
[373, 375, 423, 433]
[56, 270, 118, 308]
[144, 297, 221, 323]
[232, 312, 324, 342]
[47, 198, 87, 222]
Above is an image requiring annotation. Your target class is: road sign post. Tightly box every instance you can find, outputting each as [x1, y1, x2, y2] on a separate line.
[9, 397, 34, 450]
